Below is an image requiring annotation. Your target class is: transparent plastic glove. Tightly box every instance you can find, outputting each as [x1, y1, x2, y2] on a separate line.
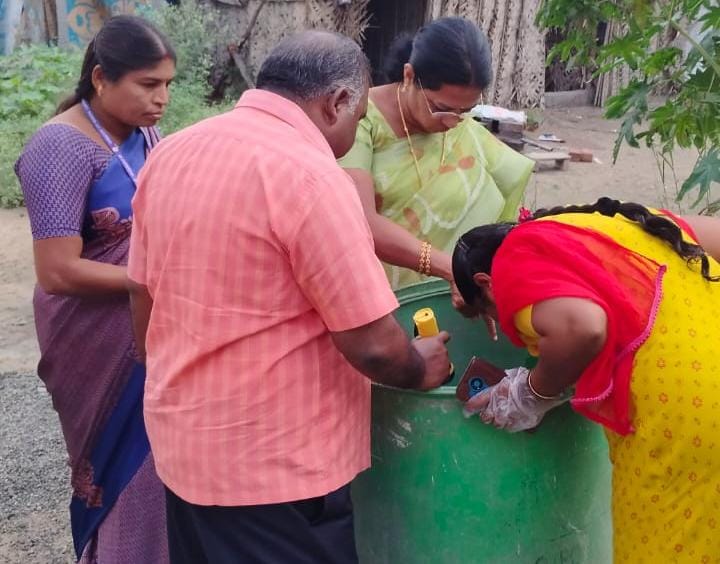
[463, 367, 568, 433]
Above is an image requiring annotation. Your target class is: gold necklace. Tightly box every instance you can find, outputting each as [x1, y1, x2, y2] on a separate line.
[396, 85, 447, 189]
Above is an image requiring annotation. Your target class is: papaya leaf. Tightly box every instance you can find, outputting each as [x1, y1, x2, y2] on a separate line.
[677, 149, 720, 206]
[605, 82, 650, 120]
[700, 6, 720, 31]
[641, 47, 683, 77]
[613, 108, 644, 163]
[538, 0, 720, 208]
[601, 37, 646, 69]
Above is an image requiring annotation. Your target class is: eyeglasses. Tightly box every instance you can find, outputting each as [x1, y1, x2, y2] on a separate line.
[417, 79, 478, 128]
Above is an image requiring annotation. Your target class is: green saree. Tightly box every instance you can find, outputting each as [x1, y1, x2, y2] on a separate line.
[340, 99, 534, 289]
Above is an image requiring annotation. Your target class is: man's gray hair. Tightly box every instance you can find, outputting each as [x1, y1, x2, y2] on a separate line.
[256, 31, 370, 110]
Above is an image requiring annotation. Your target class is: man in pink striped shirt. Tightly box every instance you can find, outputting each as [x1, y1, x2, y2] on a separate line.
[128, 31, 450, 563]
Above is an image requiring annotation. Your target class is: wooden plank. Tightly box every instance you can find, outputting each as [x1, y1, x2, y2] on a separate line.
[525, 151, 570, 171]
[525, 151, 570, 161]
[55, 0, 68, 46]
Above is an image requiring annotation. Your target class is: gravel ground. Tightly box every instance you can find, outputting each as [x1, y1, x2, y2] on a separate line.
[0, 372, 73, 564]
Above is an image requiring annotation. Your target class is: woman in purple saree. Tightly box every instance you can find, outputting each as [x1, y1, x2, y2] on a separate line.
[15, 16, 175, 563]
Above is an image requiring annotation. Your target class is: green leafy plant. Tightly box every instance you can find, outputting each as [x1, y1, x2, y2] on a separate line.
[160, 81, 234, 135]
[0, 118, 39, 207]
[0, 46, 83, 207]
[0, 45, 83, 120]
[538, 0, 720, 211]
[142, 0, 219, 86]
[0, 1, 236, 208]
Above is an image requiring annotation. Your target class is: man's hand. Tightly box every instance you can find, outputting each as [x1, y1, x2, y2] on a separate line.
[128, 279, 153, 364]
[411, 331, 452, 390]
[332, 315, 449, 390]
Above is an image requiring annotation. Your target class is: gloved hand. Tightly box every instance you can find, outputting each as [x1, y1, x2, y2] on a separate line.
[463, 367, 568, 432]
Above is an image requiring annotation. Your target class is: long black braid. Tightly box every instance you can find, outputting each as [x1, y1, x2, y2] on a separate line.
[533, 197, 719, 283]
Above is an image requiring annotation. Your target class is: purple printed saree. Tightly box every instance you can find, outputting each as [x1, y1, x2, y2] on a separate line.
[15, 123, 168, 563]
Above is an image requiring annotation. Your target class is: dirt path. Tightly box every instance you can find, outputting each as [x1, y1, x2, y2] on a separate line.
[525, 106, 699, 211]
[0, 106, 704, 563]
[0, 207, 38, 375]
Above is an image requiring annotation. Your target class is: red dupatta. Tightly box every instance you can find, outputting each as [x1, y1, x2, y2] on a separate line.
[491, 220, 666, 435]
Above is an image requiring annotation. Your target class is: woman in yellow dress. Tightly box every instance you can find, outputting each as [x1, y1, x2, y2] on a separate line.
[340, 17, 533, 295]
[453, 197, 720, 562]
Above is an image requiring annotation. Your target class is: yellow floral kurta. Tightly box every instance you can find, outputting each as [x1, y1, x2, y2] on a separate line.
[339, 99, 533, 289]
[515, 212, 720, 563]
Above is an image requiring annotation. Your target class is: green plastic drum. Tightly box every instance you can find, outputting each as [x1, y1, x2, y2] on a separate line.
[353, 280, 612, 563]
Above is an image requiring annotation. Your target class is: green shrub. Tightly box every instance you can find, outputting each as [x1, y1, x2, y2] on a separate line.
[0, 46, 82, 207]
[0, 45, 83, 120]
[0, 117, 41, 207]
[0, 1, 235, 207]
[161, 82, 234, 135]
[141, 0, 220, 86]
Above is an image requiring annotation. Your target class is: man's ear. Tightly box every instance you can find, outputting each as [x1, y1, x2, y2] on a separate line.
[323, 87, 351, 126]
[472, 272, 492, 291]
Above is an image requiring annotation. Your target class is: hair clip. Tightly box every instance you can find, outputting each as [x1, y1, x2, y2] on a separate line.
[517, 206, 533, 223]
[457, 238, 470, 253]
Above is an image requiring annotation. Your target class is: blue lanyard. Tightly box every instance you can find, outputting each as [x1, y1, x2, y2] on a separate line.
[81, 99, 138, 187]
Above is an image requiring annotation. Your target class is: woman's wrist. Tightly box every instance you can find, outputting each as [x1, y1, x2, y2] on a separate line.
[413, 241, 452, 281]
[418, 241, 433, 276]
[527, 367, 564, 400]
[429, 248, 453, 281]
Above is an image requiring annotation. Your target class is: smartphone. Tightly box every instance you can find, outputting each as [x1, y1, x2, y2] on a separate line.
[455, 356, 506, 402]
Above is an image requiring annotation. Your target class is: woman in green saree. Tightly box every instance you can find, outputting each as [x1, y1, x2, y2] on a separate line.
[340, 17, 533, 297]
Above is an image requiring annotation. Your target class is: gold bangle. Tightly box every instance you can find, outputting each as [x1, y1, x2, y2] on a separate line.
[527, 369, 562, 401]
[418, 241, 432, 276]
[419, 241, 426, 275]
